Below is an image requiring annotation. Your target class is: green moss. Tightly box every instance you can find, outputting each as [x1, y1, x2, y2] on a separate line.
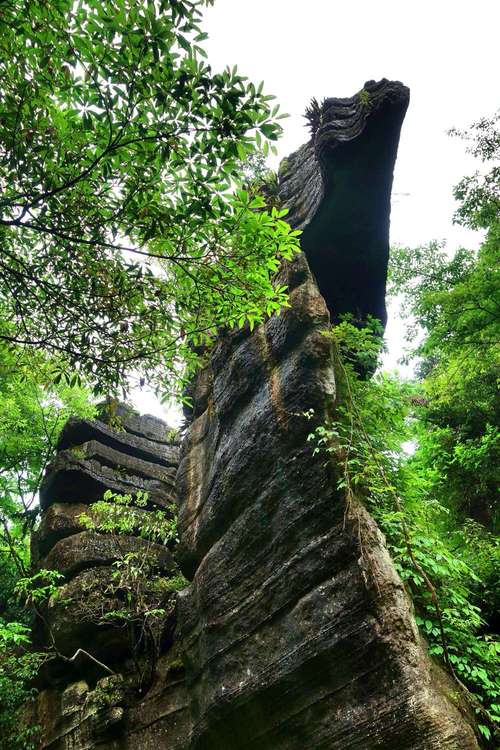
[279, 156, 290, 176]
[359, 88, 371, 108]
[87, 675, 125, 710]
[166, 428, 179, 445]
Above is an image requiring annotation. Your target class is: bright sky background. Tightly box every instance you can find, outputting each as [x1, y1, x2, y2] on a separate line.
[132, 0, 499, 423]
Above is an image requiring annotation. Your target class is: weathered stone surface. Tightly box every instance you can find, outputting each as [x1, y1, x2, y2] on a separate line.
[35, 678, 125, 750]
[77, 440, 176, 482]
[57, 416, 179, 467]
[31, 503, 90, 567]
[177, 297, 479, 748]
[177, 253, 334, 577]
[33, 501, 168, 560]
[37, 502, 89, 546]
[35, 654, 189, 750]
[39, 446, 176, 510]
[176, 81, 479, 749]
[41, 531, 174, 580]
[121, 647, 190, 750]
[280, 78, 409, 329]
[97, 401, 181, 446]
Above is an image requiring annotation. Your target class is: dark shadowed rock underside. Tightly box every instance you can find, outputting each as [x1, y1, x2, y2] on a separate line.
[280, 79, 409, 329]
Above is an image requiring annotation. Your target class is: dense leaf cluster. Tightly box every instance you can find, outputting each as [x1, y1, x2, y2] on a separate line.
[0, 0, 299, 397]
[388, 112, 499, 531]
[0, 343, 95, 749]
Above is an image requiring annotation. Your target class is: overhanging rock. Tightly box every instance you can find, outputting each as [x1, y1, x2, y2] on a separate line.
[176, 81, 480, 749]
[280, 78, 409, 329]
[30, 81, 481, 750]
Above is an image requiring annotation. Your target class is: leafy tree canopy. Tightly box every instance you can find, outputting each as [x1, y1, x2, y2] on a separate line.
[0, 0, 300, 399]
[388, 110, 499, 530]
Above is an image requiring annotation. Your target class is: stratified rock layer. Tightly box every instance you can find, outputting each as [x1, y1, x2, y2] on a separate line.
[176, 81, 480, 749]
[280, 78, 409, 329]
[32, 405, 189, 750]
[35, 657, 189, 750]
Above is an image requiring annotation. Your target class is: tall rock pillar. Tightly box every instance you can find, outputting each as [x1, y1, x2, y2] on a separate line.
[176, 80, 480, 749]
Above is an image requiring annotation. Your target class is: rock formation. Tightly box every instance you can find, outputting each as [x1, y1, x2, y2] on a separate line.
[32, 406, 190, 749]
[30, 80, 480, 749]
[279, 78, 409, 330]
[176, 80, 480, 749]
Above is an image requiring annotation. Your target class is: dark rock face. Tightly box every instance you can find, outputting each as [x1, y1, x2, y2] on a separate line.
[35, 659, 189, 750]
[35, 678, 125, 750]
[175, 81, 480, 749]
[280, 79, 409, 329]
[176, 254, 478, 749]
[32, 406, 189, 750]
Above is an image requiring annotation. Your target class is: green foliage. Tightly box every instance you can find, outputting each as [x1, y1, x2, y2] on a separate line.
[0, 633, 46, 750]
[358, 88, 371, 108]
[0, 590, 53, 750]
[388, 113, 499, 532]
[449, 110, 499, 231]
[240, 151, 281, 209]
[15, 569, 64, 608]
[0, 568, 61, 750]
[0, 618, 31, 647]
[0, 0, 299, 399]
[380, 114, 500, 742]
[79, 488, 179, 545]
[328, 313, 385, 372]
[0, 340, 95, 590]
[0, 339, 95, 749]
[0, 340, 95, 657]
[308, 320, 500, 744]
[76, 490, 187, 688]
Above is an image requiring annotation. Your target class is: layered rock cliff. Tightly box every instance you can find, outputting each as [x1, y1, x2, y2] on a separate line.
[32, 406, 190, 750]
[176, 80, 480, 749]
[30, 80, 480, 749]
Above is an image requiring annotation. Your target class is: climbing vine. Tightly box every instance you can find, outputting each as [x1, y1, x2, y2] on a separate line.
[308, 320, 500, 744]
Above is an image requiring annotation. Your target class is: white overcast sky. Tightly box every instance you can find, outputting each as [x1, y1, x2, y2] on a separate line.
[132, 0, 499, 422]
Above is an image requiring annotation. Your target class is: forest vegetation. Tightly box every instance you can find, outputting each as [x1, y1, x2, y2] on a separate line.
[0, 0, 498, 747]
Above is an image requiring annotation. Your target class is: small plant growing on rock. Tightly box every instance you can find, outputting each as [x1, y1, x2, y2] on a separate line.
[359, 88, 372, 108]
[307, 319, 500, 744]
[76, 490, 187, 690]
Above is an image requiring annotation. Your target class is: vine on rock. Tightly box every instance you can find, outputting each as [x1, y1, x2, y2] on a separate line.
[307, 319, 500, 745]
